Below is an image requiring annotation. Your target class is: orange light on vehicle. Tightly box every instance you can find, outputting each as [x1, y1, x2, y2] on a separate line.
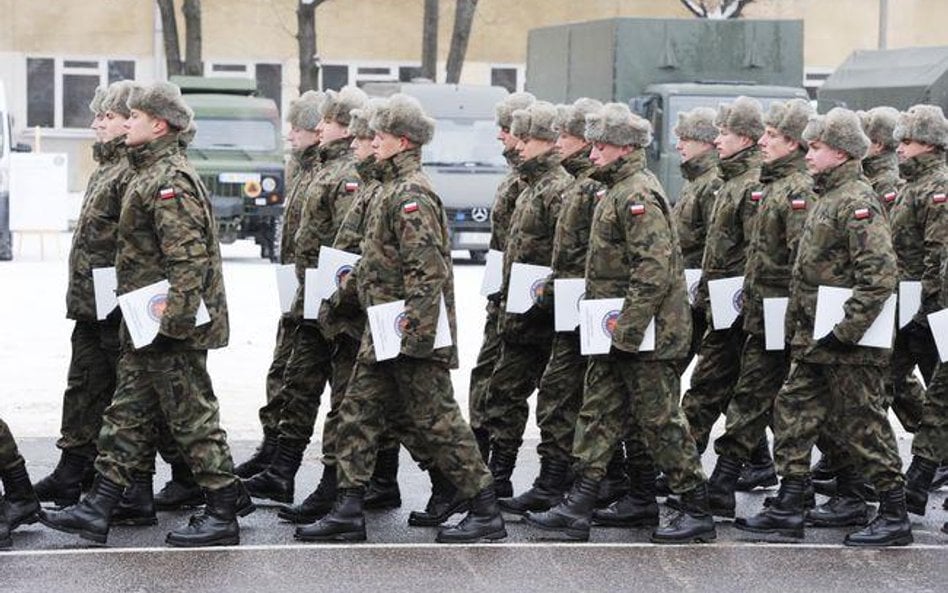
[268, 193, 282, 204]
[244, 180, 262, 197]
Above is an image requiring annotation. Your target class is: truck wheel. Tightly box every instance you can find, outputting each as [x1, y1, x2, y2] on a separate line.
[469, 250, 487, 264]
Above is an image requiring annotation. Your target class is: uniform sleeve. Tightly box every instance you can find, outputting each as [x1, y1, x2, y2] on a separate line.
[294, 181, 328, 284]
[917, 192, 948, 322]
[84, 173, 125, 269]
[785, 189, 817, 275]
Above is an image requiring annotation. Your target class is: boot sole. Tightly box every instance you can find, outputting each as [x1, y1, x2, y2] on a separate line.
[246, 492, 294, 504]
[806, 513, 870, 528]
[523, 517, 589, 542]
[364, 498, 402, 511]
[37, 514, 108, 544]
[294, 531, 366, 543]
[112, 516, 159, 527]
[591, 516, 659, 528]
[650, 530, 717, 544]
[278, 510, 328, 524]
[906, 503, 926, 516]
[155, 502, 205, 511]
[436, 528, 508, 543]
[407, 502, 471, 527]
[843, 534, 913, 547]
[165, 535, 240, 547]
[9, 511, 39, 531]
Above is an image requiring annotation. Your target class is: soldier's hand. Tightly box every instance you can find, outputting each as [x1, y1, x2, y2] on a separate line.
[609, 345, 638, 360]
[486, 291, 503, 306]
[899, 320, 934, 348]
[151, 332, 186, 352]
[521, 304, 553, 325]
[816, 330, 850, 351]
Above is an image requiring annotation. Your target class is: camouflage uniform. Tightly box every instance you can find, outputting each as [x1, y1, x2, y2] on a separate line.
[911, 257, 948, 464]
[863, 151, 903, 215]
[486, 150, 572, 454]
[95, 134, 236, 490]
[334, 148, 492, 496]
[773, 159, 903, 491]
[572, 150, 705, 493]
[0, 418, 25, 471]
[681, 146, 762, 452]
[714, 151, 814, 460]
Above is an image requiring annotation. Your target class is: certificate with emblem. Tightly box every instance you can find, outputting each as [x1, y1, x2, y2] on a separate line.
[554, 278, 586, 332]
[684, 269, 702, 307]
[813, 286, 896, 349]
[117, 279, 210, 349]
[367, 294, 452, 361]
[898, 280, 922, 328]
[479, 249, 504, 296]
[708, 276, 745, 330]
[763, 297, 789, 351]
[506, 262, 552, 314]
[275, 264, 298, 314]
[578, 298, 654, 355]
[92, 266, 118, 320]
[302, 268, 320, 319]
[926, 308, 948, 362]
[316, 247, 361, 300]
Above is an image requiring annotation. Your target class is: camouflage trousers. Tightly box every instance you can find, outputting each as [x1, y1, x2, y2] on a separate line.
[680, 321, 744, 452]
[57, 320, 120, 457]
[485, 339, 553, 453]
[95, 349, 236, 490]
[275, 320, 333, 445]
[911, 362, 948, 463]
[535, 331, 586, 463]
[772, 361, 903, 491]
[321, 335, 359, 467]
[883, 331, 937, 433]
[677, 306, 708, 375]
[468, 302, 501, 431]
[573, 358, 705, 493]
[714, 333, 789, 461]
[335, 359, 491, 497]
[257, 316, 298, 434]
[0, 417, 24, 471]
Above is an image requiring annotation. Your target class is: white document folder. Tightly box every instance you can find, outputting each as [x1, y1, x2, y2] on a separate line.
[367, 295, 452, 361]
[117, 279, 210, 349]
[763, 297, 789, 351]
[92, 266, 118, 320]
[316, 247, 361, 301]
[813, 286, 896, 349]
[275, 264, 299, 314]
[480, 249, 504, 296]
[505, 262, 552, 314]
[578, 298, 654, 355]
[553, 278, 585, 332]
[708, 276, 745, 330]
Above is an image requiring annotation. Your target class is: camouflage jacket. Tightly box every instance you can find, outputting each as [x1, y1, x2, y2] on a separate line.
[892, 152, 948, 324]
[547, 147, 602, 284]
[695, 146, 762, 313]
[279, 144, 321, 265]
[488, 148, 526, 253]
[117, 134, 228, 350]
[354, 148, 458, 367]
[66, 136, 130, 321]
[742, 151, 815, 336]
[863, 151, 903, 215]
[585, 149, 691, 360]
[499, 149, 572, 343]
[673, 150, 722, 270]
[787, 159, 896, 365]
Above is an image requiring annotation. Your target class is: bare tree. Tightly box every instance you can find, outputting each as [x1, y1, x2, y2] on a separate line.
[156, 0, 183, 76]
[445, 0, 477, 84]
[679, 0, 754, 19]
[182, 0, 203, 75]
[298, 0, 331, 93]
[421, 0, 439, 81]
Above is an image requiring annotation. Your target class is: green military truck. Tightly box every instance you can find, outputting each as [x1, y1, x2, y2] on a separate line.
[526, 18, 808, 200]
[173, 76, 285, 261]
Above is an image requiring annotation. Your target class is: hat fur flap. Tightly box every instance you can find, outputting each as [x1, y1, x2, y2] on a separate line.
[511, 101, 559, 142]
[348, 98, 387, 139]
[287, 90, 325, 131]
[89, 86, 108, 115]
[803, 107, 870, 159]
[320, 85, 368, 127]
[369, 93, 436, 146]
[585, 102, 652, 147]
[764, 98, 814, 144]
[715, 96, 764, 141]
[495, 92, 536, 128]
[555, 97, 603, 138]
[104, 81, 140, 118]
[126, 81, 193, 131]
[893, 104, 948, 149]
[674, 107, 718, 144]
[859, 106, 900, 151]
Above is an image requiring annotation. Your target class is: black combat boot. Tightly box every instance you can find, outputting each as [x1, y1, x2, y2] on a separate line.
[844, 487, 913, 547]
[294, 487, 366, 542]
[499, 457, 570, 516]
[930, 464, 948, 490]
[810, 454, 836, 481]
[655, 473, 672, 497]
[595, 445, 630, 508]
[763, 476, 816, 510]
[651, 483, 717, 544]
[155, 462, 205, 510]
[1, 461, 40, 530]
[0, 503, 10, 549]
[242, 438, 305, 503]
[363, 447, 402, 510]
[437, 487, 508, 543]
[38, 474, 124, 544]
[33, 450, 92, 507]
[734, 476, 806, 539]
[111, 472, 157, 526]
[524, 476, 599, 541]
[488, 448, 517, 499]
[233, 431, 279, 479]
[904, 456, 937, 516]
[707, 455, 743, 518]
[473, 427, 491, 464]
[735, 438, 778, 491]
[165, 481, 241, 547]
[806, 466, 871, 527]
[278, 464, 336, 524]
[408, 467, 470, 527]
[592, 462, 659, 528]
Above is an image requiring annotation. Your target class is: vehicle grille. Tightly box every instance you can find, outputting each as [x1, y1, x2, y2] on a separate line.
[200, 175, 244, 198]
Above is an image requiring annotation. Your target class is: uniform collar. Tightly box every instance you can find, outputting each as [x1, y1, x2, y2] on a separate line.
[680, 149, 718, 181]
[590, 148, 647, 186]
[560, 145, 595, 179]
[813, 159, 862, 195]
[719, 146, 760, 181]
[862, 151, 898, 179]
[355, 155, 381, 181]
[296, 143, 322, 170]
[759, 150, 806, 183]
[898, 151, 944, 181]
[378, 147, 423, 182]
[503, 146, 521, 167]
[319, 137, 352, 163]
[126, 134, 179, 171]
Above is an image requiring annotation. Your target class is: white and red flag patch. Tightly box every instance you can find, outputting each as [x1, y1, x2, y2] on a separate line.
[402, 200, 419, 213]
[883, 192, 897, 203]
[750, 191, 763, 202]
[854, 207, 872, 220]
[344, 181, 359, 192]
[791, 199, 807, 210]
[933, 193, 946, 204]
[629, 203, 646, 216]
[159, 187, 176, 200]
[595, 189, 607, 200]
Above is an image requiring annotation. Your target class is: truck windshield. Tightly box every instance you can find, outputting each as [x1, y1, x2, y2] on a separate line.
[667, 95, 805, 143]
[423, 119, 505, 167]
[191, 118, 278, 152]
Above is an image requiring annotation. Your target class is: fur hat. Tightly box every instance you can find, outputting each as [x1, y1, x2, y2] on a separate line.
[89, 86, 108, 115]
[674, 107, 718, 144]
[103, 81, 140, 118]
[177, 121, 197, 148]
[715, 96, 765, 141]
[859, 106, 900, 151]
[764, 98, 814, 145]
[370, 93, 436, 146]
[893, 104, 948, 149]
[495, 92, 536, 129]
[802, 107, 870, 159]
[126, 81, 193, 131]
[320, 85, 368, 127]
[287, 90, 324, 131]
[348, 98, 387, 139]
[509, 101, 559, 142]
[554, 98, 603, 138]
[584, 102, 653, 148]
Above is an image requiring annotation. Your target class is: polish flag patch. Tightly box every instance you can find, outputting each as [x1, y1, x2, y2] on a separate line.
[854, 207, 872, 220]
[344, 181, 359, 193]
[791, 199, 807, 210]
[402, 200, 419, 213]
[750, 191, 763, 202]
[595, 189, 607, 200]
[933, 193, 947, 204]
[629, 203, 646, 216]
[158, 187, 176, 200]
[883, 192, 897, 203]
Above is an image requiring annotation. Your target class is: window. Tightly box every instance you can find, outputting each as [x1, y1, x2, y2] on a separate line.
[320, 62, 421, 90]
[25, 56, 136, 129]
[191, 118, 279, 152]
[26, 58, 54, 128]
[205, 61, 283, 114]
[321, 65, 349, 91]
[399, 66, 423, 82]
[490, 67, 518, 93]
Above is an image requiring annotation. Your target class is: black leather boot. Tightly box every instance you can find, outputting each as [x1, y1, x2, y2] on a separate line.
[806, 466, 871, 527]
[592, 462, 659, 528]
[707, 455, 743, 517]
[278, 464, 336, 524]
[294, 487, 366, 542]
[111, 472, 157, 526]
[0, 503, 10, 549]
[499, 457, 570, 516]
[242, 438, 305, 503]
[1, 461, 40, 530]
[524, 476, 599, 541]
[437, 487, 507, 543]
[930, 464, 948, 490]
[810, 454, 836, 481]
[33, 450, 92, 507]
[734, 476, 806, 539]
[38, 474, 123, 543]
[408, 467, 470, 527]
[595, 445, 630, 508]
[651, 482, 717, 544]
[363, 447, 401, 510]
[844, 487, 913, 547]
[233, 431, 279, 479]
[473, 427, 491, 464]
[488, 448, 517, 499]
[165, 481, 241, 547]
[904, 456, 937, 516]
[735, 438, 778, 491]
[763, 476, 816, 510]
[155, 462, 205, 510]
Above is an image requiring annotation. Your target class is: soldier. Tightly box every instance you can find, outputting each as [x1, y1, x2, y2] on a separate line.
[40, 82, 254, 547]
[499, 98, 602, 516]
[736, 108, 912, 547]
[860, 107, 904, 215]
[242, 87, 366, 505]
[484, 101, 573, 497]
[293, 94, 506, 543]
[0, 419, 40, 549]
[526, 103, 716, 544]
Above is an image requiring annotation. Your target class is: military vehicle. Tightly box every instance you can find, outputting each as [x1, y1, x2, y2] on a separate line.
[526, 18, 808, 200]
[363, 82, 509, 262]
[172, 76, 285, 261]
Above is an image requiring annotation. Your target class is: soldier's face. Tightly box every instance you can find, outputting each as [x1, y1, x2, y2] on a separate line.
[91, 113, 107, 142]
[518, 137, 554, 161]
[676, 138, 714, 163]
[319, 119, 350, 146]
[715, 128, 754, 159]
[351, 135, 373, 161]
[372, 131, 407, 161]
[555, 132, 588, 159]
[290, 126, 319, 151]
[805, 140, 848, 174]
[101, 111, 128, 143]
[498, 127, 519, 151]
[124, 109, 166, 147]
[896, 139, 936, 162]
[758, 126, 798, 164]
[590, 142, 631, 167]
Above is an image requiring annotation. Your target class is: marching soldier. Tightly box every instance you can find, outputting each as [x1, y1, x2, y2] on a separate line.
[0, 419, 40, 549]
[860, 106, 904, 215]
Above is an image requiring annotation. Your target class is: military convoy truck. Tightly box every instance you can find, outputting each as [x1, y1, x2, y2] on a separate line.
[526, 18, 808, 200]
[172, 76, 285, 261]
